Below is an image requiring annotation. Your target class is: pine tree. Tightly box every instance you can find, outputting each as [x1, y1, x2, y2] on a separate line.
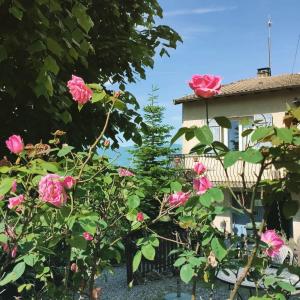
[131, 87, 176, 181]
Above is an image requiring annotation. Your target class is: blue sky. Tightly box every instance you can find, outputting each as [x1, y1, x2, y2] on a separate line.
[124, 0, 300, 146]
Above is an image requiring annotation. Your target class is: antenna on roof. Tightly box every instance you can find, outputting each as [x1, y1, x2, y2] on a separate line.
[267, 16, 272, 71]
[291, 34, 300, 74]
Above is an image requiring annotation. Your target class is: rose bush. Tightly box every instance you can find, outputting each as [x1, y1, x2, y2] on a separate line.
[0, 76, 151, 299]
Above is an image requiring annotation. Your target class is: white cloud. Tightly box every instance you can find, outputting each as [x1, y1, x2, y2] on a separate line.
[164, 6, 236, 17]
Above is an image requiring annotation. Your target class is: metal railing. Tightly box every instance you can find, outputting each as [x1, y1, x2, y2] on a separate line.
[170, 154, 285, 188]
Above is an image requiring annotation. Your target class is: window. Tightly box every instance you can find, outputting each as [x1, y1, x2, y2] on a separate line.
[209, 119, 221, 142]
[228, 119, 240, 151]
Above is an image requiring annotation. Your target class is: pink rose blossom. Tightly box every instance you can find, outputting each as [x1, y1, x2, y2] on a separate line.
[189, 74, 222, 98]
[261, 229, 284, 257]
[2, 243, 9, 253]
[83, 232, 93, 241]
[118, 168, 134, 177]
[67, 75, 93, 105]
[193, 177, 213, 195]
[11, 180, 17, 193]
[38, 174, 67, 207]
[5, 226, 16, 238]
[11, 246, 17, 258]
[63, 176, 76, 189]
[168, 191, 190, 207]
[8, 194, 24, 209]
[137, 212, 144, 222]
[70, 263, 79, 272]
[5, 135, 24, 154]
[193, 162, 206, 175]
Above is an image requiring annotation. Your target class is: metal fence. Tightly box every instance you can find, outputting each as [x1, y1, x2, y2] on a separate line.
[125, 234, 178, 284]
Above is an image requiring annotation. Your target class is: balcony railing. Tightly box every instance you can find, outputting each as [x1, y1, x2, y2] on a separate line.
[170, 154, 285, 188]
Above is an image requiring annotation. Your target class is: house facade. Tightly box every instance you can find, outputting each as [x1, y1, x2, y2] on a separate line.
[174, 69, 300, 241]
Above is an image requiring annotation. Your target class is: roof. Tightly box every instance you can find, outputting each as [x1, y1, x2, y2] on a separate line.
[174, 73, 300, 104]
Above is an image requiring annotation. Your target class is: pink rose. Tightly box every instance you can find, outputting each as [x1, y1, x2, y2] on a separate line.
[83, 232, 93, 241]
[11, 180, 17, 193]
[193, 177, 213, 195]
[118, 168, 134, 177]
[8, 194, 24, 209]
[38, 174, 67, 207]
[70, 263, 79, 272]
[67, 75, 93, 105]
[137, 212, 144, 222]
[6, 135, 24, 154]
[193, 162, 206, 175]
[189, 74, 222, 98]
[2, 243, 9, 253]
[63, 176, 76, 189]
[261, 229, 284, 257]
[5, 226, 16, 238]
[168, 191, 190, 207]
[11, 245, 17, 258]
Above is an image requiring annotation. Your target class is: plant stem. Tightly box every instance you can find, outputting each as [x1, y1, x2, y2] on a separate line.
[229, 219, 265, 300]
[77, 103, 115, 180]
[191, 277, 197, 300]
[205, 100, 209, 126]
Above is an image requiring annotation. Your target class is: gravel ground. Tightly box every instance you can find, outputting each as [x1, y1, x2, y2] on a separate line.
[95, 266, 254, 300]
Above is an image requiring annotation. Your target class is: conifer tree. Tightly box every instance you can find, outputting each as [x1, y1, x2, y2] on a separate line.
[131, 87, 176, 181]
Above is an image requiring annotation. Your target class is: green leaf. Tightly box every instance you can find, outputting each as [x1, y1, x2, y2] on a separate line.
[127, 195, 140, 210]
[37, 246, 56, 255]
[202, 234, 213, 246]
[114, 99, 126, 111]
[0, 234, 8, 244]
[0, 177, 14, 196]
[0, 262, 26, 286]
[277, 281, 296, 292]
[189, 143, 206, 154]
[276, 128, 293, 143]
[36, 160, 60, 173]
[44, 56, 59, 75]
[23, 254, 38, 267]
[91, 91, 106, 103]
[9, 5, 23, 20]
[214, 116, 231, 128]
[69, 236, 87, 250]
[61, 111, 72, 124]
[200, 188, 224, 207]
[241, 148, 263, 164]
[282, 201, 299, 219]
[46, 37, 63, 57]
[180, 264, 194, 284]
[141, 244, 155, 260]
[132, 250, 142, 272]
[57, 146, 74, 157]
[171, 127, 189, 145]
[170, 181, 182, 192]
[194, 125, 213, 145]
[211, 238, 227, 261]
[251, 127, 274, 142]
[242, 128, 254, 137]
[223, 151, 241, 168]
[173, 257, 186, 267]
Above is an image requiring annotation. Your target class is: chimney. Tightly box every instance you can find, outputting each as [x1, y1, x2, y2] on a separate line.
[257, 67, 271, 77]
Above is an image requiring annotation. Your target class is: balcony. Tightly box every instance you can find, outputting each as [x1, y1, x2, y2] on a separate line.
[171, 154, 285, 188]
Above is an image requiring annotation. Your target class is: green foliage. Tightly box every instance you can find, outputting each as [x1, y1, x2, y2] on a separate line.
[0, 0, 182, 154]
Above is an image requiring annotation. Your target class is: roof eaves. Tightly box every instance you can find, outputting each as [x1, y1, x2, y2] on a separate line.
[173, 84, 300, 105]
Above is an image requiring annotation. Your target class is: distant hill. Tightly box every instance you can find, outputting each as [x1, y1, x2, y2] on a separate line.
[102, 144, 181, 167]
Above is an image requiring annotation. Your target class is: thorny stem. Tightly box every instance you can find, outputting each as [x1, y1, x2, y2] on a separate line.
[229, 162, 268, 300]
[77, 102, 115, 181]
